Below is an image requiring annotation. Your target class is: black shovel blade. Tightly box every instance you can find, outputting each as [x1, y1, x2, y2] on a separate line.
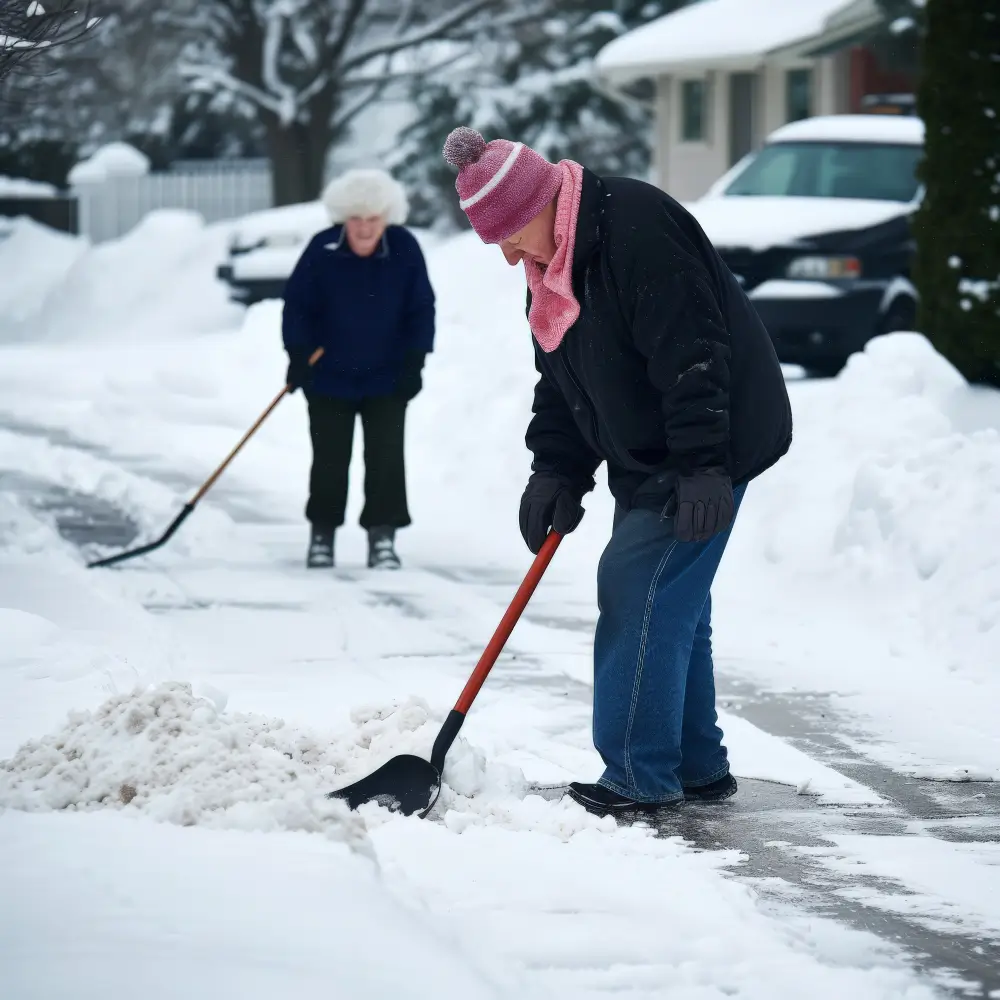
[327, 754, 442, 817]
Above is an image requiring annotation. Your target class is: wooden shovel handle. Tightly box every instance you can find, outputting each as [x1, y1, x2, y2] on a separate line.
[189, 347, 324, 505]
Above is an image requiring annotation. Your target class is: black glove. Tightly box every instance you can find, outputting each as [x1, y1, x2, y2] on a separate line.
[519, 474, 587, 554]
[285, 350, 314, 393]
[395, 351, 426, 401]
[672, 469, 734, 543]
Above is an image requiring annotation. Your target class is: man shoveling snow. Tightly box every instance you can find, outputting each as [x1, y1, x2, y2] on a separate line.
[441, 127, 793, 817]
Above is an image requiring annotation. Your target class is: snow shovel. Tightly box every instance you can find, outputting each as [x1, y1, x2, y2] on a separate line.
[87, 347, 324, 569]
[328, 529, 563, 817]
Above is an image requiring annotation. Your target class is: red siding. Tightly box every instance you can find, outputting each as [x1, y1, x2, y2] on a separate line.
[849, 46, 917, 112]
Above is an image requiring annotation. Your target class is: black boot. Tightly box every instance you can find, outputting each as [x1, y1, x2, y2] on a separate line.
[684, 773, 737, 802]
[367, 526, 400, 570]
[567, 782, 682, 818]
[306, 526, 335, 568]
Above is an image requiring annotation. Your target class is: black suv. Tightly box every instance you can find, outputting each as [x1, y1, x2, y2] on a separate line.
[687, 113, 924, 375]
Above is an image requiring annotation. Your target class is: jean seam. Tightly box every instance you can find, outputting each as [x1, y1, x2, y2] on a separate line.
[623, 538, 678, 791]
[596, 776, 684, 805]
[681, 764, 730, 789]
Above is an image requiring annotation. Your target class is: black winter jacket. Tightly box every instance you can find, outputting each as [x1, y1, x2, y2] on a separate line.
[525, 168, 792, 511]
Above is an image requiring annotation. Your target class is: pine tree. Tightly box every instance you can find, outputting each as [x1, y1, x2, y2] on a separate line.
[393, 2, 685, 229]
[912, 0, 1000, 386]
[870, 0, 924, 76]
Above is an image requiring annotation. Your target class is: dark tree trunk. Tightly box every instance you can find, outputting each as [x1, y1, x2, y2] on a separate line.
[265, 81, 337, 206]
[912, 0, 1000, 387]
[265, 115, 332, 206]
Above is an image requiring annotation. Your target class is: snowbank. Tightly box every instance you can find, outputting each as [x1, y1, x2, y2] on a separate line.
[717, 332, 1000, 779]
[747, 333, 1000, 679]
[0, 217, 88, 335]
[0, 209, 242, 343]
[30, 209, 242, 342]
[832, 336, 1000, 675]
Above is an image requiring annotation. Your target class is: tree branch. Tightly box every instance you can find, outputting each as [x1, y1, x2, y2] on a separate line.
[340, 0, 498, 73]
[261, 3, 300, 124]
[0, 0, 98, 83]
[342, 48, 471, 89]
[332, 79, 387, 134]
[326, 0, 367, 70]
[178, 60, 282, 118]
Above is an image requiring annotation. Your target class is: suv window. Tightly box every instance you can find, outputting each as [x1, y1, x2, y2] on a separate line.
[724, 141, 922, 202]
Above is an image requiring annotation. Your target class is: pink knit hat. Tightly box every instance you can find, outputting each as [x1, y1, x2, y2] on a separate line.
[443, 127, 563, 244]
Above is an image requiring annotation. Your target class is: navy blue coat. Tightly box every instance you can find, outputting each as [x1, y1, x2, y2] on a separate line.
[281, 224, 436, 399]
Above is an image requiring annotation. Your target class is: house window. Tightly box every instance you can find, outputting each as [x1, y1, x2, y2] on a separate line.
[681, 79, 707, 142]
[786, 68, 813, 122]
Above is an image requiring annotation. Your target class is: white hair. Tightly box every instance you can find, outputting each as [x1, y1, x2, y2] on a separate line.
[321, 168, 409, 226]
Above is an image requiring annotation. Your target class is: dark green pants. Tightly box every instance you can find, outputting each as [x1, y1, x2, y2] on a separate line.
[305, 394, 410, 530]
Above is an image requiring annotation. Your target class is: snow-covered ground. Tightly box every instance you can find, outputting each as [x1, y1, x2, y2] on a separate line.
[1, 209, 998, 997]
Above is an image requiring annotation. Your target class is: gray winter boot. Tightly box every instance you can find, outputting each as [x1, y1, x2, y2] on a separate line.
[367, 527, 400, 570]
[306, 526, 335, 568]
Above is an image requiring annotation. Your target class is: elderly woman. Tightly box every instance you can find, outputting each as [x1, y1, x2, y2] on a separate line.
[282, 168, 435, 570]
[442, 127, 792, 817]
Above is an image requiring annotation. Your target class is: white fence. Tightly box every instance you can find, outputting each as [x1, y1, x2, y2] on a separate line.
[73, 159, 273, 243]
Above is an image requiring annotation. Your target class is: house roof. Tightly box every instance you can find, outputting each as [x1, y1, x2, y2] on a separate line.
[595, 0, 882, 84]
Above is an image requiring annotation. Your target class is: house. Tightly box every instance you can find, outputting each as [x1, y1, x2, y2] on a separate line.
[594, 0, 916, 201]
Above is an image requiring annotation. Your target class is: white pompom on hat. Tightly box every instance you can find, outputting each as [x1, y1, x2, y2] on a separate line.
[321, 168, 409, 225]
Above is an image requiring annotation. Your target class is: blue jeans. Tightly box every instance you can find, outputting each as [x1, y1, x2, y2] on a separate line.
[592, 485, 746, 803]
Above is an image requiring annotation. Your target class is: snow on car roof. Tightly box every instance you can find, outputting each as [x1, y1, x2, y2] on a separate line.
[595, 0, 862, 83]
[767, 115, 925, 145]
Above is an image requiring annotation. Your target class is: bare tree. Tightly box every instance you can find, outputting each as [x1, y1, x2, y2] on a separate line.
[2, 0, 204, 178]
[178, 0, 515, 206]
[0, 1, 97, 83]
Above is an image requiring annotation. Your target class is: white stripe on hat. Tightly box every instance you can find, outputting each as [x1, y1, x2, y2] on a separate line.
[459, 142, 524, 210]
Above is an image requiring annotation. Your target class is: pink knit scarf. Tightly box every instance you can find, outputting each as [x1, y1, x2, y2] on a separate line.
[525, 159, 584, 353]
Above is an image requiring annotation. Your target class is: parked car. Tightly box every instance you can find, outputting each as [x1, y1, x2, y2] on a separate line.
[216, 202, 331, 305]
[216, 201, 442, 307]
[687, 113, 925, 375]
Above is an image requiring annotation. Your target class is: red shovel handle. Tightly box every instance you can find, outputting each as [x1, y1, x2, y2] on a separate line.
[453, 530, 562, 715]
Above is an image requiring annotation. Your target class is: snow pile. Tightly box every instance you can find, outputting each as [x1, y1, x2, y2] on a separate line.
[0, 681, 372, 851]
[830, 335, 1000, 673]
[0, 217, 88, 336]
[0, 681, 538, 840]
[27, 209, 242, 342]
